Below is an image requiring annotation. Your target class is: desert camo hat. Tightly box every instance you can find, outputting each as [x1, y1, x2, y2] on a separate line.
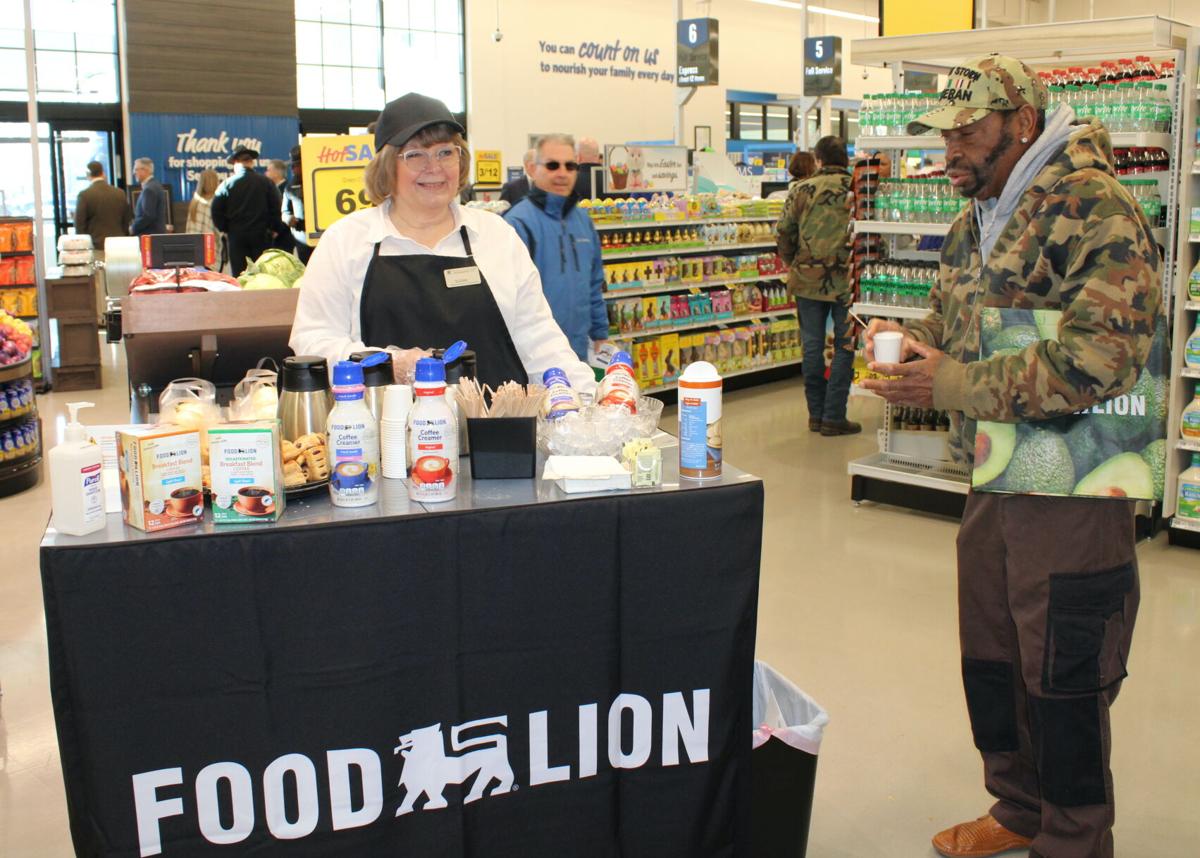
[907, 54, 1048, 135]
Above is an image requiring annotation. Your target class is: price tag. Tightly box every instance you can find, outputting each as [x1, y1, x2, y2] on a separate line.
[474, 149, 503, 186]
[300, 134, 376, 244]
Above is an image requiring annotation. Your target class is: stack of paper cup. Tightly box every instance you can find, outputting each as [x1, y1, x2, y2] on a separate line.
[381, 384, 413, 479]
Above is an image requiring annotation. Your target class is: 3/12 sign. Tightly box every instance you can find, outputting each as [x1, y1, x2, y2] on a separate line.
[300, 134, 376, 243]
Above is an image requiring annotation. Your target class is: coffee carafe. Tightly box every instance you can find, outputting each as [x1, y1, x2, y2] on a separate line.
[432, 347, 476, 455]
[278, 355, 333, 441]
[349, 349, 395, 422]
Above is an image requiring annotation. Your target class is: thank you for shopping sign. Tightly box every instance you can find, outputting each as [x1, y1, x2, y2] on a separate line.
[677, 18, 718, 86]
[128, 113, 299, 202]
[803, 36, 842, 96]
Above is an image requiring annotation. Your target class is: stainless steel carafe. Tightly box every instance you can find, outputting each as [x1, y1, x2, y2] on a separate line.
[349, 349, 395, 422]
[278, 355, 333, 441]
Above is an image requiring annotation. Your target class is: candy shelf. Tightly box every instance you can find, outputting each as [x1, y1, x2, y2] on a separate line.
[601, 241, 778, 261]
[612, 308, 797, 342]
[643, 358, 803, 395]
[604, 274, 786, 300]
[593, 216, 778, 232]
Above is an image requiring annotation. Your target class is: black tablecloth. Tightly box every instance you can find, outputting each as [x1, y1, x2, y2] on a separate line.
[41, 480, 763, 857]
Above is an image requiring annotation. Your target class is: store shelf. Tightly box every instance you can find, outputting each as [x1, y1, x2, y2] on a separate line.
[855, 136, 944, 150]
[1183, 367, 1200, 379]
[1177, 438, 1200, 452]
[0, 408, 35, 430]
[1186, 301, 1200, 312]
[847, 451, 970, 494]
[601, 241, 778, 261]
[0, 452, 41, 499]
[1108, 132, 1173, 149]
[850, 302, 931, 320]
[1171, 516, 1200, 534]
[593, 216, 778, 232]
[0, 354, 34, 384]
[643, 358, 802, 395]
[853, 220, 952, 237]
[613, 308, 797, 341]
[604, 274, 786, 300]
[1150, 228, 1167, 245]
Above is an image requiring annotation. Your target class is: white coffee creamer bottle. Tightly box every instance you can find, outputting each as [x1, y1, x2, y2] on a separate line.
[679, 361, 723, 480]
[408, 357, 458, 503]
[327, 356, 383, 507]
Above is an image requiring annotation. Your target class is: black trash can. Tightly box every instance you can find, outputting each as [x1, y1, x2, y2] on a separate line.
[751, 661, 829, 858]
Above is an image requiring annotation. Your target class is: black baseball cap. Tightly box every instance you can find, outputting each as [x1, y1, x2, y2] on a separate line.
[373, 92, 464, 151]
[227, 145, 259, 163]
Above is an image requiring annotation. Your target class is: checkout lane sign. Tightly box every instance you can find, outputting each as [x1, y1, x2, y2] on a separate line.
[803, 36, 842, 96]
[300, 134, 375, 244]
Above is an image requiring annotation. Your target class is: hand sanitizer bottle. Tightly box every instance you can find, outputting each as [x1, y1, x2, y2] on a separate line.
[49, 401, 105, 535]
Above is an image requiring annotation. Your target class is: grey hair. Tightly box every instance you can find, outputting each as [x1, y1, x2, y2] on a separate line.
[268, 159, 288, 175]
[134, 157, 154, 174]
[534, 134, 575, 157]
[522, 148, 537, 166]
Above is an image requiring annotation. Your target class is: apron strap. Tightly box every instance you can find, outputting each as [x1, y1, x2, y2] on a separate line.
[459, 225, 474, 258]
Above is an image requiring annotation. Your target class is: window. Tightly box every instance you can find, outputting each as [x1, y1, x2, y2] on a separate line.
[765, 106, 790, 141]
[728, 101, 799, 144]
[0, 0, 119, 104]
[737, 105, 764, 141]
[296, 0, 464, 113]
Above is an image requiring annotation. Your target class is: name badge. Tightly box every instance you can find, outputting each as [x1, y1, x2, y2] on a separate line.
[444, 266, 482, 288]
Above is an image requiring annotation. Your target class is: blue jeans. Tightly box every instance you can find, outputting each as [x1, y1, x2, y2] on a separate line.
[797, 297, 854, 423]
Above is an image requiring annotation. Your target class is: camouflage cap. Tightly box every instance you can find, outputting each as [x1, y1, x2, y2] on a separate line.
[907, 54, 1048, 135]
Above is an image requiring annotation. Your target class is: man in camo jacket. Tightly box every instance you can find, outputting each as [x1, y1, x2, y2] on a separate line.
[863, 55, 1161, 858]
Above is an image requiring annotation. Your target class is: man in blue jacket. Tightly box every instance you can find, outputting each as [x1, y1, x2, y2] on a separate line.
[130, 157, 167, 236]
[505, 134, 609, 361]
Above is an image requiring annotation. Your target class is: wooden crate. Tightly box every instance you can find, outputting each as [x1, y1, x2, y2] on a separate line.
[46, 275, 96, 317]
[56, 319, 102, 366]
[52, 364, 102, 391]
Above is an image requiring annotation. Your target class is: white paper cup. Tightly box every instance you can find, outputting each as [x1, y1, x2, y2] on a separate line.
[382, 385, 413, 420]
[873, 331, 903, 365]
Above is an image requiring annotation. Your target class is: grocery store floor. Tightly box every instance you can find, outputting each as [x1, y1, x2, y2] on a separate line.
[3, 342, 1199, 857]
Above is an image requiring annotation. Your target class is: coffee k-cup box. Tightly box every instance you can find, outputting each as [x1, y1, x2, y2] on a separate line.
[208, 421, 285, 524]
[116, 426, 204, 532]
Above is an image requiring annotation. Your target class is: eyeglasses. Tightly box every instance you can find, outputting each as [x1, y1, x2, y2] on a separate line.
[399, 145, 462, 172]
[539, 160, 580, 172]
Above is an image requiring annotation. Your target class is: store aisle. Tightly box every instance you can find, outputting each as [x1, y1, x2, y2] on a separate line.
[2, 345, 1198, 856]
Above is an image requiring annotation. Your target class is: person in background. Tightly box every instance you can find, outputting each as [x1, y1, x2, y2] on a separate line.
[212, 146, 285, 276]
[788, 150, 816, 186]
[505, 133, 609, 362]
[499, 149, 535, 206]
[130, 157, 167, 236]
[74, 160, 131, 255]
[184, 169, 223, 265]
[283, 144, 312, 264]
[572, 136, 603, 198]
[862, 55, 1160, 858]
[265, 159, 288, 195]
[774, 135, 856, 436]
[290, 93, 593, 392]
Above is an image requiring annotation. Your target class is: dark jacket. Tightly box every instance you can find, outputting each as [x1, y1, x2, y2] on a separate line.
[75, 179, 132, 249]
[505, 186, 608, 360]
[211, 168, 284, 247]
[499, 175, 530, 206]
[131, 177, 167, 236]
[282, 184, 311, 262]
[573, 163, 603, 199]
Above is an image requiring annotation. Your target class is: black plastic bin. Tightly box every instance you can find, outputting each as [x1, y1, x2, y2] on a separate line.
[751, 661, 829, 858]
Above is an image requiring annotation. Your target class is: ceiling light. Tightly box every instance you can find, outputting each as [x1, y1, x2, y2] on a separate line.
[748, 0, 881, 24]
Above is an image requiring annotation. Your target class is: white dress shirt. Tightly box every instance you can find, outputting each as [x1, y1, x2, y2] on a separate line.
[289, 199, 596, 392]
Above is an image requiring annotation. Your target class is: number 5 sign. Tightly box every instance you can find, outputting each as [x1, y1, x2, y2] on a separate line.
[300, 134, 376, 244]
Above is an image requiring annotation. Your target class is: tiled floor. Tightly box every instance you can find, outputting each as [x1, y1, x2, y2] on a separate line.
[1, 342, 1198, 856]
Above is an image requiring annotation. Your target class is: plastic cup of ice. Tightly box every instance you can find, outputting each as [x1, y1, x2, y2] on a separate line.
[873, 331, 903, 365]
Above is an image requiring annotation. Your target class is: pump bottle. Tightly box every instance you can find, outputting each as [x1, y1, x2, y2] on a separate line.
[48, 401, 105, 536]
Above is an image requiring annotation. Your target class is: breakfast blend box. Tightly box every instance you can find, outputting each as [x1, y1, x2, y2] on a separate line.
[208, 421, 285, 524]
[116, 426, 203, 532]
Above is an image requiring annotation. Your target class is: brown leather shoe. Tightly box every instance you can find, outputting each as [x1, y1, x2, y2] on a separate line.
[808, 418, 823, 432]
[932, 814, 1033, 857]
[820, 419, 862, 436]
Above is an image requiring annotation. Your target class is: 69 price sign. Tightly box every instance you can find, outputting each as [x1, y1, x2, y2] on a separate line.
[300, 134, 376, 243]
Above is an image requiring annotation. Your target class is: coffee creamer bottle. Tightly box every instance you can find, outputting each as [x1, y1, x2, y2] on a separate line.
[408, 357, 458, 503]
[327, 356, 383, 507]
[596, 350, 640, 413]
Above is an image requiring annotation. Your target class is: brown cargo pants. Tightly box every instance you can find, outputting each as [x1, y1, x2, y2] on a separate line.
[956, 492, 1138, 858]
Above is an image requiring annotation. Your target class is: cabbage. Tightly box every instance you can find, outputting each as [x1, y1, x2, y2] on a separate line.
[247, 249, 306, 286]
[241, 272, 287, 291]
[291, 275, 304, 290]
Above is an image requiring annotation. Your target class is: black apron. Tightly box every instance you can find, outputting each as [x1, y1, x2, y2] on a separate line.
[359, 226, 526, 390]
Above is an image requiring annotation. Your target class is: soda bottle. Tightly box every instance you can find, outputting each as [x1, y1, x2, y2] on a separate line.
[1153, 84, 1171, 132]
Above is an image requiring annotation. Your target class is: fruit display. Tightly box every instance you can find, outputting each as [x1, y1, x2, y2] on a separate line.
[972, 308, 1169, 499]
[0, 309, 34, 366]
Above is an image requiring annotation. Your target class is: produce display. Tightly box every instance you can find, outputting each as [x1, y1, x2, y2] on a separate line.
[238, 249, 307, 290]
[0, 309, 34, 365]
[972, 308, 1168, 500]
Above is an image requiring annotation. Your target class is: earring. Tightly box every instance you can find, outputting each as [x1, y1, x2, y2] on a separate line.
[1021, 136, 1029, 143]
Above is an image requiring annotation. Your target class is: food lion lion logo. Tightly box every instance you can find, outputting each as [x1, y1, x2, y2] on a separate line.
[394, 716, 515, 815]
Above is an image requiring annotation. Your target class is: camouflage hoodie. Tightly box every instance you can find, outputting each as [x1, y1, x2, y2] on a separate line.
[904, 119, 1162, 466]
[774, 166, 853, 302]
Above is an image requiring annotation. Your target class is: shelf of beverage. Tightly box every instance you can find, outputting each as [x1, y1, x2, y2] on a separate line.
[1177, 438, 1200, 452]
[1182, 367, 1200, 379]
[1171, 516, 1200, 534]
[592, 216, 778, 232]
[853, 220, 952, 236]
[642, 358, 803, 395]
[612, 308, 798, 342]
[604, 274, 786, 300]
[857, 132, 1170, 151]
[847, 451, 971, 494]
[0, 407, 35, 431]
[1186, 301, 1200, 312]
[850, 302, 931, 320]
[601, 241, 778, 261]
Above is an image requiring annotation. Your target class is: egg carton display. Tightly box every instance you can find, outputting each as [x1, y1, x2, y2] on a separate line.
[539, 396, 665, 457]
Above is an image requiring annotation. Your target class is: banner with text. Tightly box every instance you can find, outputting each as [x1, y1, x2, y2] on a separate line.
[129, 113, 299, 205]
[605, 145, 689, 193]
[300, 134, 376, 243]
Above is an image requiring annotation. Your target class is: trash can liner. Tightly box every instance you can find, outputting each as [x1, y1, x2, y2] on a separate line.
[751, 661, 829, 755]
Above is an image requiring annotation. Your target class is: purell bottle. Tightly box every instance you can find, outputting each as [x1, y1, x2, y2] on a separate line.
[327, 354, 386, 507]
[408, 357, 458, 503]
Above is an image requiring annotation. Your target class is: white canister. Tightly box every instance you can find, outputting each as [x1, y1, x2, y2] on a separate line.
[678, 361, 723, 480]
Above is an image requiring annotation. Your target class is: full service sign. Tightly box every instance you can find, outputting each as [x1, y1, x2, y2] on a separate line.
[300, 134, 375, 242]
[676, 18, 718, 86]
[128, 113, 299, 203]
[803, 36, 842, 96]
[604, 145, 689, 193]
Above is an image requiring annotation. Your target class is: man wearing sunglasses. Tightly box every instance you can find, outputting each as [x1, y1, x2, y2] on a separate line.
[504, 133, 609, 361]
